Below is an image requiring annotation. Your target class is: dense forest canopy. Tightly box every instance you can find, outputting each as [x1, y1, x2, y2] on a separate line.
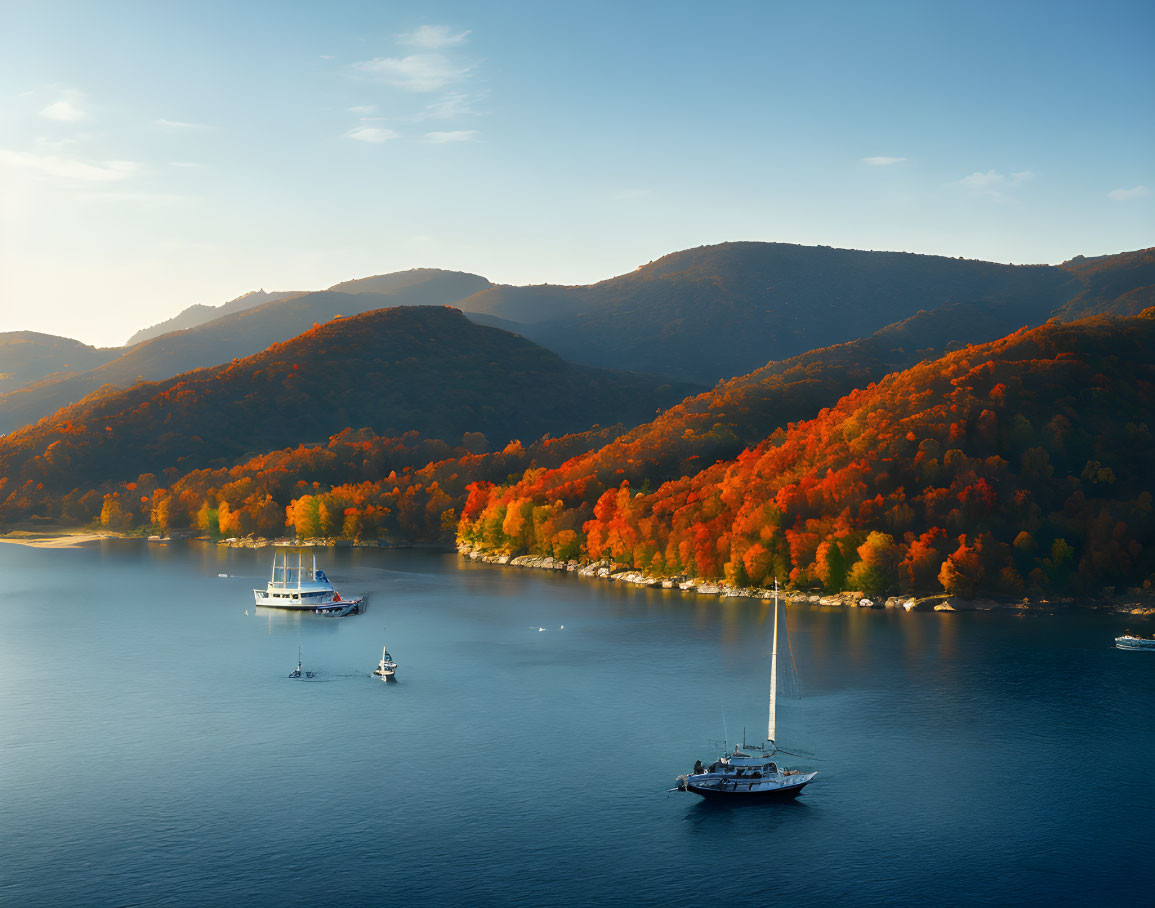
[459, 310, 1155, 598]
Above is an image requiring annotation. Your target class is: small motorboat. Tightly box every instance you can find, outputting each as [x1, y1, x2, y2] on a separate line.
[1116, 633, 1155, 651]
[373, 645, 397, 681]
[289, 646, 316, 679]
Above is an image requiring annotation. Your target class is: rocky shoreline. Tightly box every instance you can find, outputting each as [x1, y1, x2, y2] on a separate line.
[457, 543, 1155, 616]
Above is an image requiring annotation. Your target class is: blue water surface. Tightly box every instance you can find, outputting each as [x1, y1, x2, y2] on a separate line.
[0, 541, 1150, 907]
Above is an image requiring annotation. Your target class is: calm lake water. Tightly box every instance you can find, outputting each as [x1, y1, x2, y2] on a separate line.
[1, 541, 1151, 907]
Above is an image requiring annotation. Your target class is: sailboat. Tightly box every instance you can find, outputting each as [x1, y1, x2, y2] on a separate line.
[674, 580, 818, 799]
[373, 645, 398, 681]
[288, 646, 316, 679]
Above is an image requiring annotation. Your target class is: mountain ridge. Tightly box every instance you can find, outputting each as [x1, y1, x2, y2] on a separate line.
[125, 289, 302, 346]
[0, 269, 493, 435]
[453, 241, 1094, 382]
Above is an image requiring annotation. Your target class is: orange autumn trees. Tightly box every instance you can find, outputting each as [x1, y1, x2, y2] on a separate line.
[460, 310, 1155, 598]
[50, 424, 624, 544]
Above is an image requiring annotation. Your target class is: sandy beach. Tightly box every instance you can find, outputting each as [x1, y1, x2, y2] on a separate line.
[0, 531, 122, 548]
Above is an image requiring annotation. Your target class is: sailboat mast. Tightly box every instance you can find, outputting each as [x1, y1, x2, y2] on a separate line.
[768, 579, 779, 745]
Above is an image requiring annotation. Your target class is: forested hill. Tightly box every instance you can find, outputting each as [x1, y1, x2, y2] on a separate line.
[0, 306, 697, 519]
[0, 291, 1051, 540]
[456, 242, 1083, 382]
[449, 294, 1083, 524]
[0, 269, 491, 434]
[460, 309, 1155, 598]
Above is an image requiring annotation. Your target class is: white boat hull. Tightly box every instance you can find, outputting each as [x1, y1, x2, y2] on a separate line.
[254, 592, 364, 612]
[679, 769, 817, 799]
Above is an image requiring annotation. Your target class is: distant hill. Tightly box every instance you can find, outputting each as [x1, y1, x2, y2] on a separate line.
[1055, 247, 1155, 320]
[0, 269, 492, 434]
[0, 306, 698, 519]
[456, 242, 1147, 383]
[125, 289, 301, 345]
[0, 332, 120, 395]
[327, 267, 491, 298]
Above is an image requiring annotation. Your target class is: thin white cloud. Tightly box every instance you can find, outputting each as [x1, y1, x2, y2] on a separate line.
[960, 170, 1001, 190]
[424, 129, 479, 143]
[862, 156, 907, 166]
[957, 169, 1035, 200]
[73, 190, 190, 205]
[416, 91, 486, 120]
[344, 126, 400, 143]
[170, 161, 204, 168]
[33, 135, 82, 152]
[353, 53, 471, 92]
[399, 25, 470, 49]
[1108, 185, 1149, 201]
[0, 149, 139, 182]
[155, 118, 209, 130]
[39, 93, 92, 123]
[348, 104, 378, 114]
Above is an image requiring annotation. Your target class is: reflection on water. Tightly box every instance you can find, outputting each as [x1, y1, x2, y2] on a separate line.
[0, 541, 1151, 908]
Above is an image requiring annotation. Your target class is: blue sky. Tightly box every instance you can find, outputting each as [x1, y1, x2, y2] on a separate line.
[1, 0, 1151, 346]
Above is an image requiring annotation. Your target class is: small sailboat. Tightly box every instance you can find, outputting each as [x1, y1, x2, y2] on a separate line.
[674, 580, 817, 799]
[288, 646, 316, 679]
[373, 645, 397, 681]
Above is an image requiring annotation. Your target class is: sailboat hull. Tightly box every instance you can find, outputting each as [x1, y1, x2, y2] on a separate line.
[685, 778, 812, 800]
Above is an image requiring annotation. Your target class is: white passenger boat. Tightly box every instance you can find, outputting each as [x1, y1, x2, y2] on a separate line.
[1115, 633, 1155, 651]
[254, 549, 364, 614]
[373, 645, 398, 681]
[674, 580, 818, 800]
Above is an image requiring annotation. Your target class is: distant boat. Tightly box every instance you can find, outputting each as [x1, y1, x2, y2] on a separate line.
[674, 580, 818, 800]
[289, 646, 316, 679]
[1116, 633, 1155, 651]
[254, 549, 364, 615]
[373, 645, 397, 681]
